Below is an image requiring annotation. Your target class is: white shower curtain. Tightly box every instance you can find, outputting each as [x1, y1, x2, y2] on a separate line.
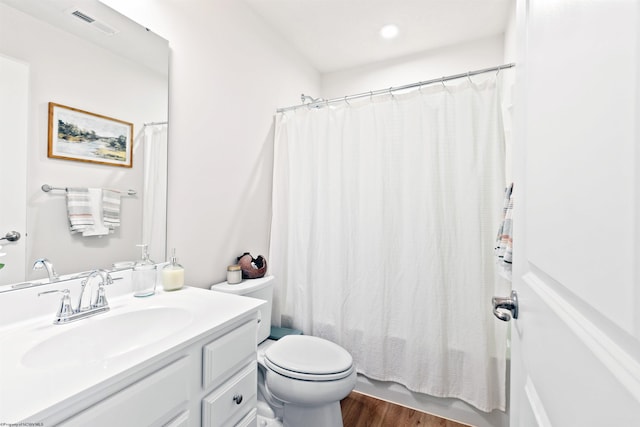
[142, 124, 168, 263]
[269, 75, 510, 412]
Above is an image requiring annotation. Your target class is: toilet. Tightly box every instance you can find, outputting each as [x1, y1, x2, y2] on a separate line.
[211, 276, 356, 427]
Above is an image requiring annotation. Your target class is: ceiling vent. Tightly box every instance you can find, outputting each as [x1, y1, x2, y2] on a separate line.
[69, 9, 119, 35]
[71, 10, 94, 23]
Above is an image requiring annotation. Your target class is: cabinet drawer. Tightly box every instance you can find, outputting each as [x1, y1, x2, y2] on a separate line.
[203, 320, 256, 389]
[202, 361, 257, 427]
[235, 408, 257, 427]
[163, 410, 190, 427]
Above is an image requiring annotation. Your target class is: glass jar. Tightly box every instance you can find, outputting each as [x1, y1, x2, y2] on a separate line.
[133, 244, 156, 297]
[227, 264, 242, 284]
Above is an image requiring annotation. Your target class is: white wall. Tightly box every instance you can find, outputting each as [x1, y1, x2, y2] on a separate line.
[502, 1, 517, 183]
[504, 1, 517, 63]
[321, 34, 505, 99]
[0, 3, 168, 281]
[101, 0, 321, 287]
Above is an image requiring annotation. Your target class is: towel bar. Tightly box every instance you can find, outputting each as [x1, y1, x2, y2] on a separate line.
[41, 184, 136, 196]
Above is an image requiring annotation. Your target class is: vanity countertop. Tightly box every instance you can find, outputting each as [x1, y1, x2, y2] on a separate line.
[0, 286, 264, 423]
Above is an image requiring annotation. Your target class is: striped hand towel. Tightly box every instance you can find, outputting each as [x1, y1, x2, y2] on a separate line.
[82, 188, 110, 236]
[102, 189, 122, 231]
[66, 188, 93, 233]
[495, 183, 514, 280]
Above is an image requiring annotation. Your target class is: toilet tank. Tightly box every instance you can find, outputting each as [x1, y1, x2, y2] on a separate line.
[210, 275, 273, 344]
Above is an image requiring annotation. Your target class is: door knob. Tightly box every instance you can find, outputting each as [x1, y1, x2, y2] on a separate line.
[0, 231, 20, 242]
[492, 290, 518, 322]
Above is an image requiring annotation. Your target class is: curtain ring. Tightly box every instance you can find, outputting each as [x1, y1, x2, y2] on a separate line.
[440, 77, 446, 88]
[369, 91, 374, 101]
[389, 87, 395, 99]
[418, 83, 424, 94]
[344, 96, 350, 106]
[466, 72, 472, 83]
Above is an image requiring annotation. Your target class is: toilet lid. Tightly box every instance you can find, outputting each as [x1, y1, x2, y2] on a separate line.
[264, 335, 354, 380]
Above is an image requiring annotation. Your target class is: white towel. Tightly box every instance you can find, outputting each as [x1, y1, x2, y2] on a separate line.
[82, 188, 110, 236]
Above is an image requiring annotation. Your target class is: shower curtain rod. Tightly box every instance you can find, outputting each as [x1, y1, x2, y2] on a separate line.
[276, 62, 515, 113]
[143, 121, 168, 126]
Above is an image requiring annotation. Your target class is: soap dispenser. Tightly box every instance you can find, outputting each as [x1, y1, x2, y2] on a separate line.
[133, 244, 156, 297]
[162, 248, 184, 291]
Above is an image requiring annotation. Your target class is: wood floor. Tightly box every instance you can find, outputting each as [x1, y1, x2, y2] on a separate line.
[341, 392, 471, 427]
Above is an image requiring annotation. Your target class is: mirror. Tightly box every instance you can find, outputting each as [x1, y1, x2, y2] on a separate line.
[0, 0, 169, 287]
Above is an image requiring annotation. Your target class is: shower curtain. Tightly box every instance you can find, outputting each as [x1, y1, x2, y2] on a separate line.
[269, 75, 511, 412]
[142, 124, 168, 263]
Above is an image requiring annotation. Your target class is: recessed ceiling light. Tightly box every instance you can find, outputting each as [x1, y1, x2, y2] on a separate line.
[380, 24, 399, 40]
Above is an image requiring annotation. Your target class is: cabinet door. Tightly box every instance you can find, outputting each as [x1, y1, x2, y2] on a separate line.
[202, 320, 256, 389]
[59, 357, 190, 427]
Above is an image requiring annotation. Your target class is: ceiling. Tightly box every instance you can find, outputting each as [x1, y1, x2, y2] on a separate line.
[0, 0, 168, 75]
[243, 0, 513, 74]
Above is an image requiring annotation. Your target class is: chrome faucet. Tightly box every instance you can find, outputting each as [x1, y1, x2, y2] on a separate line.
[32, 258, 59, 282]
[77, 269, 113, 311]
[39, 269, 113, 325]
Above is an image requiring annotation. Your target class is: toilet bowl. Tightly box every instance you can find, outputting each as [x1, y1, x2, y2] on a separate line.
[262, 335, 356, 427]
[211, 276, 356, 427]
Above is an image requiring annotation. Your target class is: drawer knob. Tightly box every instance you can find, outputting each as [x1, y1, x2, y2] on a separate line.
[233, 394, 243, 405]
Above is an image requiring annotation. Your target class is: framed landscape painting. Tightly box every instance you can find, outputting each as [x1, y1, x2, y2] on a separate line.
[48, 102, 133, 168]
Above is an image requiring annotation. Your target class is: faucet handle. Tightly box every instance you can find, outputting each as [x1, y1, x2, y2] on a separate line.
[92, 272, 113, 308]
[93, 283, 109, 308]
[38, 289, 74, 318]
[102, 273, 114, 286]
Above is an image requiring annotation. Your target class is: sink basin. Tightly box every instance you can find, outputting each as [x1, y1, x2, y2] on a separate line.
[21, 307, 193, 369]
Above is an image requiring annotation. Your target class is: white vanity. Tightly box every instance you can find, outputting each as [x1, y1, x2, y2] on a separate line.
[0, 270, 264, 426]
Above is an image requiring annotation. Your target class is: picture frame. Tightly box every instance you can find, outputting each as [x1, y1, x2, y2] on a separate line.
[48, 102, 133, 168]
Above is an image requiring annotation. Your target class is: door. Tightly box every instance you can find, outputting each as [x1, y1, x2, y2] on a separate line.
[508, 0, 640, 425]
[0, 55, 27, 286]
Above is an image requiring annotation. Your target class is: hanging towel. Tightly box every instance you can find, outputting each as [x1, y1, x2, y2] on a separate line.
[495, 183, 514, 280]
[66, 188, 94, 233]
[82, 188, 110, 236]
[102, 189, 122, 231]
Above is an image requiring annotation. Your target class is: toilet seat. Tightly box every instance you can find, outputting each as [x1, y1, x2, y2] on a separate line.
[264, 335, 354, 381]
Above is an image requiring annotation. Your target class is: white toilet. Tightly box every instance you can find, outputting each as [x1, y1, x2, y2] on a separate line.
[211, 276, 356, 427]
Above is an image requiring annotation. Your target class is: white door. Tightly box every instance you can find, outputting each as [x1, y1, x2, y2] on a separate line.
[507, 0, 640, 425]
[0, 55, 28, 286]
